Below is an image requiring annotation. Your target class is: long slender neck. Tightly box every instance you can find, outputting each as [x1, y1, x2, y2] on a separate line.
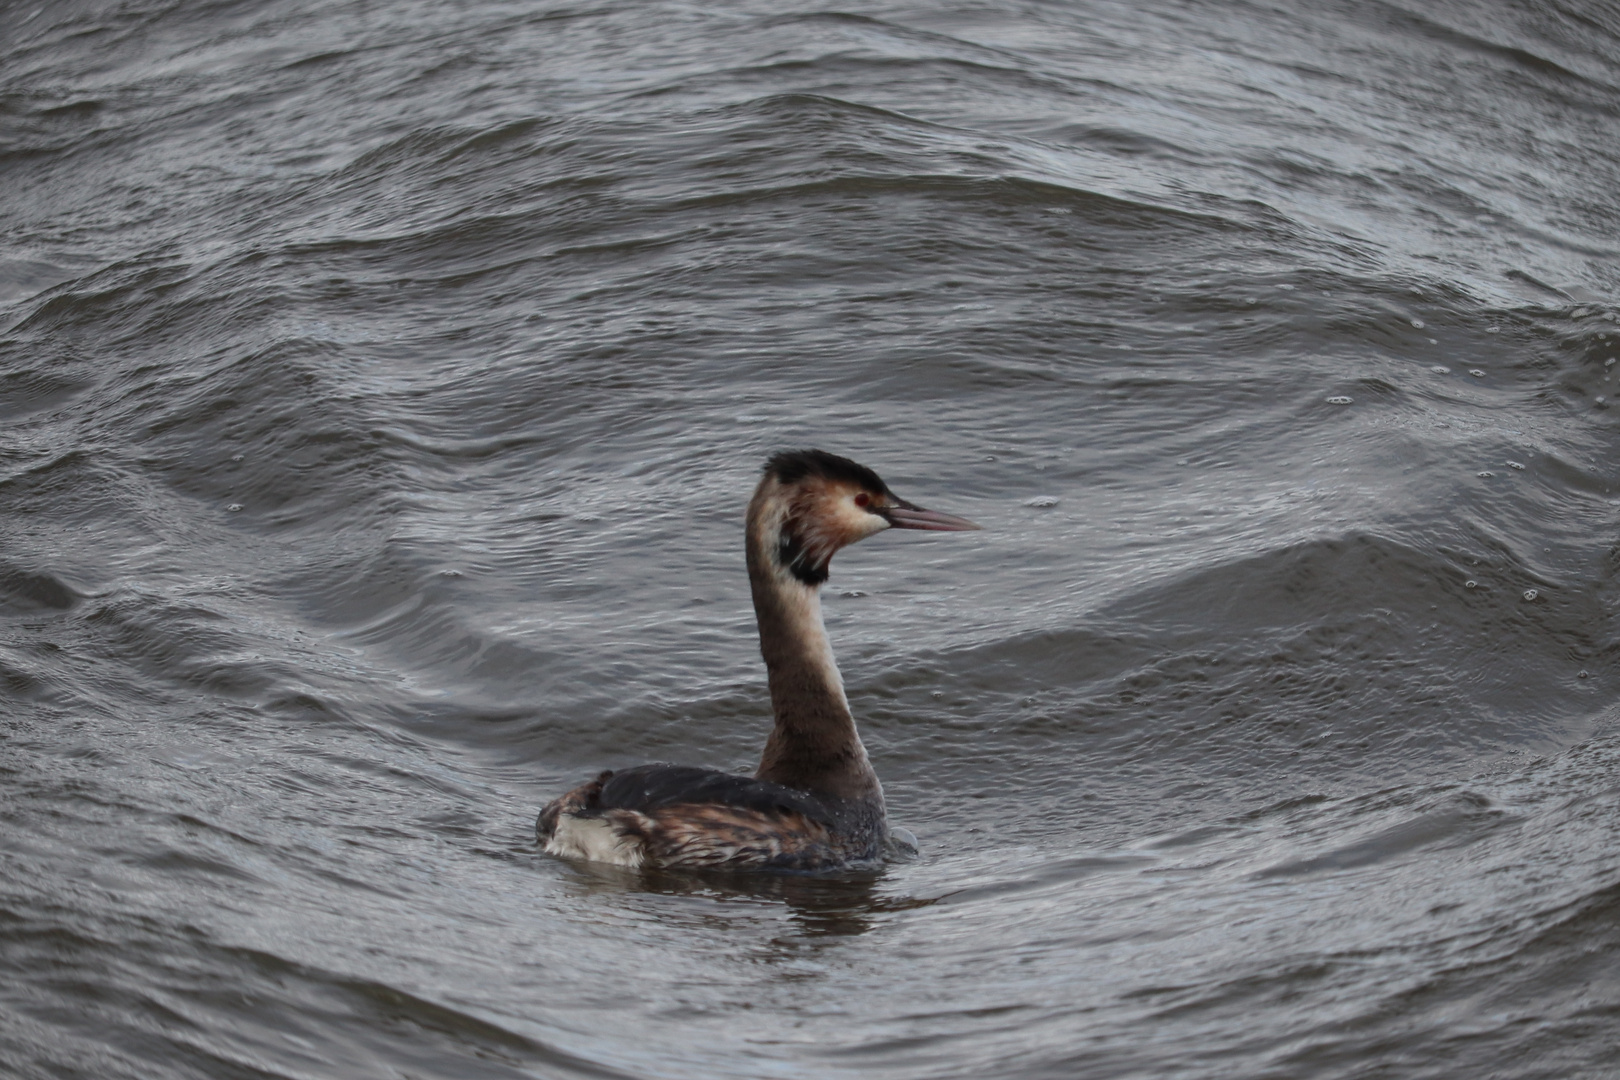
[746, 490, 881, 804]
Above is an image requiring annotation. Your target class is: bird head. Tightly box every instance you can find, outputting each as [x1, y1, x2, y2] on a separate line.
[752, 449, 980, 587]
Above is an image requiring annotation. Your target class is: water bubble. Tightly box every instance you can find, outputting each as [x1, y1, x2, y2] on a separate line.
[230, 454, 244, 462]
[1246, 297, 1258, 305]
[735, 415, 769, 424]
[226, 503, 243, 512]
[1431, 365, 1450, 374]
[1469, 369, 1487, 377]
[1486, 326, 1500, 333]
[1411, 319, 1425, 328]
[1507, 461, 1525, 470]
[1326, 396, 1352, 405]
[1523, 589, 1539, 601]
[1025, 496, 1059, 508]
[1278, 284, 1295, 291]
[1607, 357, 1616, 367]
[1477, 471, 1495, 478]
[931, 690, 944, 698]
[439, 569, 462, 577]
[1465, 580, 1477, 589]
[1428, 338, 1438, 344]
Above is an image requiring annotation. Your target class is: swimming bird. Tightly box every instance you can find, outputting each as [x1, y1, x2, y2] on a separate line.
[537, 449, 980, 871]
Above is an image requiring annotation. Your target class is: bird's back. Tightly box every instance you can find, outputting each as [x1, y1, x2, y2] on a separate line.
[537, 763, 885, 871]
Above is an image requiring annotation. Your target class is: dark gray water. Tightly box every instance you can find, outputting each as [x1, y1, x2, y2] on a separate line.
[4, 0, 1620, 1076]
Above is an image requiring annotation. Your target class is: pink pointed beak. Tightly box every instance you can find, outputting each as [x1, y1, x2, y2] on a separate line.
[882, 500, 981, 532]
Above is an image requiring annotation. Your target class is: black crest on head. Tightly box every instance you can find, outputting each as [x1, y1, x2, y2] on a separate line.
[763, 449, 889, 494]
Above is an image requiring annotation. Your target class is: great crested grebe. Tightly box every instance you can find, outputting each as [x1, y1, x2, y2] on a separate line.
[537, 449, 979, 871]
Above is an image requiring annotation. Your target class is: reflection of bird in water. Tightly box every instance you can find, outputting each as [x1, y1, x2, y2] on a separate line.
[538, 449, 979, 871]
[566, 860, 939, 940]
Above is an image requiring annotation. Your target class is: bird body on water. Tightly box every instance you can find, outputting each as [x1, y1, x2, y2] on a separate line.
[537, 450, 979, 871]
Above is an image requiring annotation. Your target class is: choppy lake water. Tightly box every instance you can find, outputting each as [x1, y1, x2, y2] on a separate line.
[5, 0, 1620, 1076]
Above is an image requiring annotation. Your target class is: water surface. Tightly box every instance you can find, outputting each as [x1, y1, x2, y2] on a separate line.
[4, 0, 1620, 1077]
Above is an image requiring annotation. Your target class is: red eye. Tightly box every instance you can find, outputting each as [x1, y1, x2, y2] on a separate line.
[854, 492, 870, 508]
